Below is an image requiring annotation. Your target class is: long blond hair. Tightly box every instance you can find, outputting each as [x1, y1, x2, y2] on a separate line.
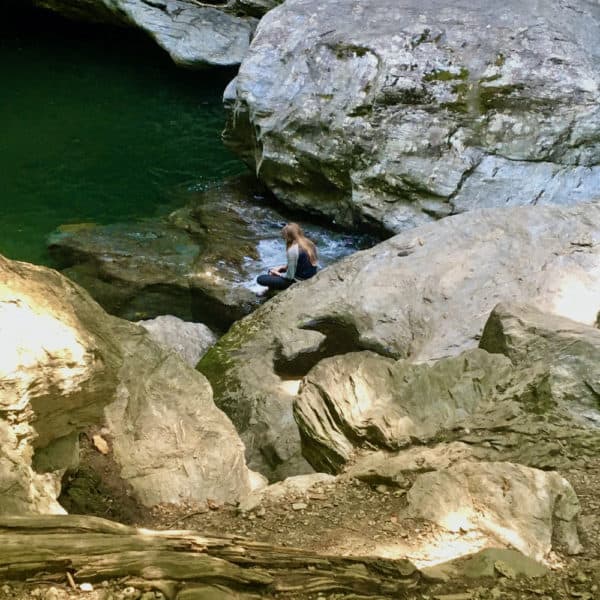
[281, 223, 318, 266]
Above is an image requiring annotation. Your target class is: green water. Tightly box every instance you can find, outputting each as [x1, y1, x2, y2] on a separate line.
[0, 6, 244, 265]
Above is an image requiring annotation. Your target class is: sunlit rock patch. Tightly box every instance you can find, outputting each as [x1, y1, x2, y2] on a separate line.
[0, 254, 258, 514]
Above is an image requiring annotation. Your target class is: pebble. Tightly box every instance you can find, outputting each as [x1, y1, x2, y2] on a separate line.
[121, 587, 141, 600]
[44, 587, 66, 600]
[80, 583, 94, 592]
[292, 502, 308, 511]
[494, 560, 516, 579]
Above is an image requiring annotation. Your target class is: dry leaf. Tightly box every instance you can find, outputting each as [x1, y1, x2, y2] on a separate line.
[92, 434, 109, 455]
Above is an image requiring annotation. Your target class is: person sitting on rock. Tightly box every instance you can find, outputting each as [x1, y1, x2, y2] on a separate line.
[257, 222, 318, 292]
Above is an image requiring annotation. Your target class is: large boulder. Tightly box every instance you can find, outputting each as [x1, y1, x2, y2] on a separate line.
[480, 302, 600, 424]
[406, 461, 582, 561]
[106, 321, 257, 507]
[295, 302, 600, 473]
[224, 0, 600, 231]
[33, 0, 257, 68]
[294, 349, 511, 473]
[0, 254, 256, 513]
[197, 202, 600, 479]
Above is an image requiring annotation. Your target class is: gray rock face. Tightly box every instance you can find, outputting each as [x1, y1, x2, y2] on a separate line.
[0, 254, 255, 513]
[106, 322, 256, 506]
[138, 315, 217, 367]
[406, 461, 582, 561]
[198, 202, 600, 479]
[295, 349, 511, 473]
[481, 302, 600, 426]
[224, 0, 600, 231]
[33, 0, 257, 67]
[295, 302, 600, 473]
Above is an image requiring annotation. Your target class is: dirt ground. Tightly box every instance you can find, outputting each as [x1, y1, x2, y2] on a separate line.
[3, 431, 599, 600]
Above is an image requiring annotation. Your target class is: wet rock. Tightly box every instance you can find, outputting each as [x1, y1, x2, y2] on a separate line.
[49, 175, 370, 331]
[32, 0, 257, 68]
[49, 220, 217, 324]
[407, 461, 582, 561]
[225, 0, 600, 230]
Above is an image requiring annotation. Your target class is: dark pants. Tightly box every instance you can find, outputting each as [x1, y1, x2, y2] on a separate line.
[257, 274, 294, 290]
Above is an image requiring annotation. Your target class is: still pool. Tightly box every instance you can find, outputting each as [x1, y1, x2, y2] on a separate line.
[0, 5, 243, 266]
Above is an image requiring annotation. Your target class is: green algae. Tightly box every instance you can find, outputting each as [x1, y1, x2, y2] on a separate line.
[424, 67, 469, 82]
[332, 43, 371, 59]
[197, 311, 268, 427]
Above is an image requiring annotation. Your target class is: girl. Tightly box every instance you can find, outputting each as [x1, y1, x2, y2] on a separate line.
[257, 223, 318, 291]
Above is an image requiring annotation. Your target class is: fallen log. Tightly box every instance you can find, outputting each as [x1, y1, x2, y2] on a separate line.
[0, 515, 420, 599]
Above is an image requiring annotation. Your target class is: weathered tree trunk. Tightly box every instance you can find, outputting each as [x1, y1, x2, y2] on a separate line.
[0, 515, 420, 599]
